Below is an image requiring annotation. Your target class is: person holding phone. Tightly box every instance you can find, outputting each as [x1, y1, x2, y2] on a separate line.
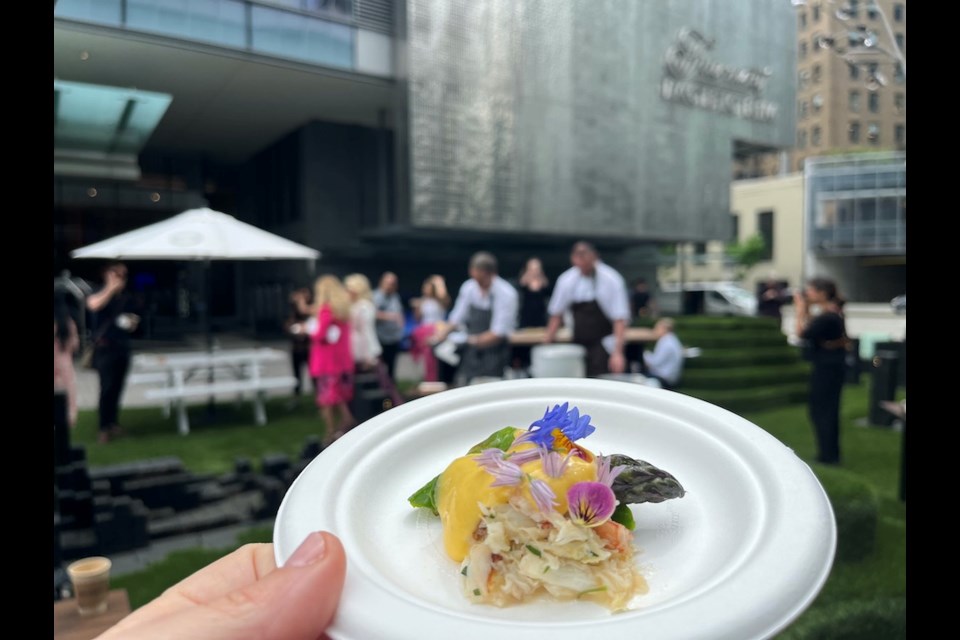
[85, 262, 139, 443]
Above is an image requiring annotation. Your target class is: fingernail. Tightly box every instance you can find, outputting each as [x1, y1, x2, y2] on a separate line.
[287, 532, 327, 567]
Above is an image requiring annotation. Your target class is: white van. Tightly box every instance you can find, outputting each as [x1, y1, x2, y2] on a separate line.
[657, 282, 758, 317]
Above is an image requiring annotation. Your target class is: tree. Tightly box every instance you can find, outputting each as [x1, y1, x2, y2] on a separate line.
[727, 234, 767, 279]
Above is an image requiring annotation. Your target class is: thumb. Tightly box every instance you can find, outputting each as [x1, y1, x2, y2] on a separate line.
[168, 532, 346, 640]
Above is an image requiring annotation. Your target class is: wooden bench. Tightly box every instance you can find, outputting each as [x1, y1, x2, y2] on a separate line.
[144, 371, 298, 435]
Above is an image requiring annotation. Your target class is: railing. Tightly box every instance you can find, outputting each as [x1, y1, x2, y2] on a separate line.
[55, 0, 368, 71]
[812, 222, 905, 255]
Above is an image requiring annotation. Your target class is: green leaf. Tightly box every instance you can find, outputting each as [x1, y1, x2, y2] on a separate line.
[467, 426, 519, 454]
[525, 544, 542, 557]
[611, 502, 636, 530]
[407, 475, 440, 515]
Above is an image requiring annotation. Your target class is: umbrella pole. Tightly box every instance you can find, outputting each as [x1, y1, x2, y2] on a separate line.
[204, 259, 216, 420]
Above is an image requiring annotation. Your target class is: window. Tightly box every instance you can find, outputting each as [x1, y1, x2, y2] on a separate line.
[894, 63, 905, 84]
[893, 4, 904, 22]
[895, 33, 905, 51]
[798, 70, 809, 89]
[799, 41, 807, 59]
[868, 92, 880, 113]
[849, 90, 860, 112]
[848, 0, 859, 18]
[812, 64, 822, 83]
[849, 121, 861, 143]
[867, 5, 878, 20]
[797, 158, 805, 172]
[731, 214, 740, 243]
[812, 126, 822, 146]
[694, 242, 707, 256]
[800, 12, 807, 29]
[813, 5, 821, 21]
[895, 93, 905, 113]
[895, 125, 906, 145]
[800, 100, 809, 119]
[868, 123, 880, 145]
[849, 63, 860, 80]
[798, 129, 807, 148]
[756, 211, 774, 261]
[812, 93, 823, 113]
[811, 34, 821, 53]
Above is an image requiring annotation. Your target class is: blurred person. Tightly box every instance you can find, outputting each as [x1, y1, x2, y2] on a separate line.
[285, 287, 316, 405]
[85, 262, 139, 443]
[437, 252, 518, 385]
[372, 271, 405, 381]
[544, 242, 631, 377]
[757, 275, 789, 321]
[794, 277, 847, 465]
[309, 276, 355, 445]
[98, 531, 346, 640]
[517, 257, 551, 328]
[344, 274, 382, 371]
[642, 318, 684, 391]
[631, 277, 657, 321]
[410, 275, 449, 382]
[53, 292, 80, 428]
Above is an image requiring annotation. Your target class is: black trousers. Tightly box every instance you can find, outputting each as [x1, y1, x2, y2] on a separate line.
[381, 342, 400, 381]
[95, 348, 131, 431]
[291, 345, 310, 395]
[809, 363, 845, 464]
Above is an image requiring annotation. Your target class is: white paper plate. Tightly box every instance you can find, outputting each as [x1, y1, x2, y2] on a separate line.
[274, 378, 835, 640]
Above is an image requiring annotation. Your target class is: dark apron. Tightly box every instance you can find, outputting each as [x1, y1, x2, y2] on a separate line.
[457, 300, 509, 385]
[572, 299, 613, 378]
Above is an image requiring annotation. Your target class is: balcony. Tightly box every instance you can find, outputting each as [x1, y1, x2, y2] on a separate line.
[812, 222, 906, 255]
[55, 0, 390, 74]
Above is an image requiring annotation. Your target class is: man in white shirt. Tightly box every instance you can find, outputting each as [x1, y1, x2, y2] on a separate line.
[643, 318, 684, 390]
[442, 251, 519, 385]
[544, 242, 631, 377]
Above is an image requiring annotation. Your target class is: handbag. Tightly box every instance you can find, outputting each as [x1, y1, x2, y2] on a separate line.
[79, 306, 121, 370]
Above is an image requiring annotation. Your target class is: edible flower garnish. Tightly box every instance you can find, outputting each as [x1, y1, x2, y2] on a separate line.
[540, 449, 571, 478]
[475, 447, 557, 512]
[596, 455, 628, 487]
[518, 403, 597, 448]
[567, 482, 617, 527]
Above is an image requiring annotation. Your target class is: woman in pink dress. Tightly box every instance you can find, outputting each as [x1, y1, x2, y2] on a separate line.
[53, 298, 80, 428]
[308, 275, 356, 445]
[409, 275, 449, 382]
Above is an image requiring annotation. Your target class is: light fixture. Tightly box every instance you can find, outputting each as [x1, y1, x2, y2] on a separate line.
[150, 192, 161, 203]
[865, 69, 887, 91]
[80, 51, 90, 61]
[817, 35, 836, 50]
[87, 187, 97, 198]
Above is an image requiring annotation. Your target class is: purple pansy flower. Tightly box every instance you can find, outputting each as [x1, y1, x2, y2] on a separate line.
[567, 482, 617, 527]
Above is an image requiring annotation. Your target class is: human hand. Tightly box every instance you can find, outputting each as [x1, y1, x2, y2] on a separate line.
[608, 352, 626, 374]
[792, 291, 807, 310]
[99, 532, 346, 640]
[105, 269, 126, 292]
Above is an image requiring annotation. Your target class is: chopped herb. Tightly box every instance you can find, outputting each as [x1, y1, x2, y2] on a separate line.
[473, 588, 482, 596]
[588, 550, 598, 557]
[525, 544, 542, 557]
[542, 566, 550, 574]
[461, 566, 468, 576]
[577, 586, 608, 598]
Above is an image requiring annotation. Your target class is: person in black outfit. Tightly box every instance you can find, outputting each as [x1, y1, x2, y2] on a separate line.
[286, 287, 316, 405]
[85, 262, 139, 444]
[794, 277, 847, 465]
[757, 277, 789, 321]
[517, 257, 551, 329]
[630, 277, 656, 321]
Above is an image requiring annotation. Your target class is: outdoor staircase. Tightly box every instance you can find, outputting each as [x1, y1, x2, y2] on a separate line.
[671, 316, 808, 414]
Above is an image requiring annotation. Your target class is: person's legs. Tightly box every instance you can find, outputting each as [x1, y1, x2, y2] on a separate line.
[97, 350, 127, 435]
[291, 346, 306, 395]
[810, 366, 844, 464]
[381, 342, 399, 381]
[584, 343, 609, 378]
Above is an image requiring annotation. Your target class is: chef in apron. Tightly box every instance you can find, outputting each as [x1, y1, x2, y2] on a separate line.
[544, 242, 631, 377]
[441, 251, 519, 386]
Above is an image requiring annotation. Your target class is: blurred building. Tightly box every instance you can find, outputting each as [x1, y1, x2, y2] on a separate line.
[735, 0, 906, 179]
[54, 0, 797, 335]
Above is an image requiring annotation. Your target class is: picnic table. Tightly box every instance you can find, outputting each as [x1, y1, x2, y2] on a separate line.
[130, 348, 296, 435]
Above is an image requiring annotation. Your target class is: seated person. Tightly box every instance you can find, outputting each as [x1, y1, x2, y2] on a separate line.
[642, 318, 684, 390]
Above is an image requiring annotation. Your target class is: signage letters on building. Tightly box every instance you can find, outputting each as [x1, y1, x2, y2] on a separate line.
[660, 28, 778, 123]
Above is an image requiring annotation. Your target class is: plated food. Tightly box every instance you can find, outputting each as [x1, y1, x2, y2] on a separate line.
[408, 402, 685, 611]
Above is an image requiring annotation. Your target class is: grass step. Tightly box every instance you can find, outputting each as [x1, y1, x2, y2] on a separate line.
[673, 317, 785, 332]
[681, 363, 810, 390]
[685, 347, 801, 369]
[681, 382, 808, 414]
[677, 331, 789, 349]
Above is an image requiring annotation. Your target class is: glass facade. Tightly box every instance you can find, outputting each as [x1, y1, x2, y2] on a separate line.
[807, 153, 906, 256]
[56, 0, 359, 72]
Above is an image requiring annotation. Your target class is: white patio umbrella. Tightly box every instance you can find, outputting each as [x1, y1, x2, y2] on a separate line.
[70, 207, 320, 262]
[71, 206, 320, 338]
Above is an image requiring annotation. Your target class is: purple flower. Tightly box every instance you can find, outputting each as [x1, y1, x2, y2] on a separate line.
[567, 482, 617, 527]
[529, 478, 558, 513]
[595, 455, 628, 487]
[522, 403, 597, 448]
[474, 449, 524, 487]
[540, 449, 571, 479]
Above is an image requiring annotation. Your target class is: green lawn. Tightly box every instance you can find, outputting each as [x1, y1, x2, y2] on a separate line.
[80, 381, 905, 637]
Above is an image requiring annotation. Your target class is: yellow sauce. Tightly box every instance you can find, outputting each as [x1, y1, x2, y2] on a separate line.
[436, 439, 598, 562]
